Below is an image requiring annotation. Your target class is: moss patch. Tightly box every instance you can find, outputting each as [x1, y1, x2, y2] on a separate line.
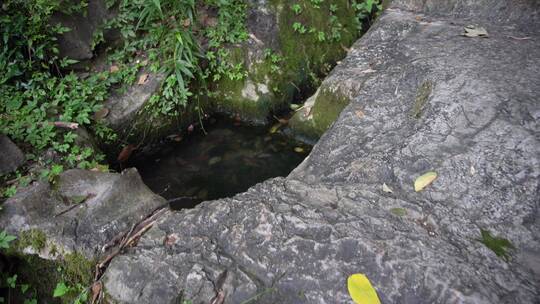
[17, 229, 48, 253]
[311, 88, 350, 134]
[3, 229, 95, 302]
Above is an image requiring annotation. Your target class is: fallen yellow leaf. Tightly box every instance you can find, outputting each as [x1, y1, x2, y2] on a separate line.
[347, 273, 381, 304]
[414, 171, 437, 192]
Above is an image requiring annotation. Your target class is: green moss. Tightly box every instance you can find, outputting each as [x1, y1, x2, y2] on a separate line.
[273, 0, 357, 84]
[390, 208, 407, 217]
[4, 229, 94, 302]
[478, 229, 515, 261]
[5, 250, 95, 303]
[411, 80, 433, 118]
[289, 87, 350, 141]
[17, 229, 47, 252]
[62, 252, 94, 287]
[312, 88, 350, 134]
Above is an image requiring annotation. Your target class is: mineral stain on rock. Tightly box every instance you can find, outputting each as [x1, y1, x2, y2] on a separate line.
[411, 80, 433, 118]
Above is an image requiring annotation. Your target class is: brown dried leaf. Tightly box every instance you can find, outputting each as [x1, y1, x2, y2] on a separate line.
[53, 121, 79, 129]
[206, 17, 218, 27]
[355, 110, 365, 119]
[93, 107, 109, 120]
[138, 73, 149, 85]
[109, 65, 119, 73]
[117, 144, 136, 162]
[183, 18, 191, 27]
[91, 281, 102, 304]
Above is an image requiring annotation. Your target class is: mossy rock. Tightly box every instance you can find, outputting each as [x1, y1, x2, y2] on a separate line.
[207, 0, 358, 124]
[3, 229, 95, 303]
[289, 87, 351, 141]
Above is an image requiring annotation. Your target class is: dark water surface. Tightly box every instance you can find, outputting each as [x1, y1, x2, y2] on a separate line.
[129, 117, 311, 209]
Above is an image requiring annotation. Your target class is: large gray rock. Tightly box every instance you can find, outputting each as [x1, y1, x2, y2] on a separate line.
[0, 135, 25, 175]
[103, 1, 540, 303]
[51, 0, 115, 61]
[104, 70, 166, 133]
[0, 168, 165, 260]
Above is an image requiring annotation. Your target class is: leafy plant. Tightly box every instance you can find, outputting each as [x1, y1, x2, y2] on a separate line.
[352, 0, 382, 31]
[291, 4, 302, 15]
[293, 22, 307, 34]
[0, 230, 17, 249]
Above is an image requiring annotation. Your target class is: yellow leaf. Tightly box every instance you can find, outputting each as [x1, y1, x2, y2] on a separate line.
[347, 273, 381, 304]
[269, 123, 281, 134]
[414, 171, 437, 192]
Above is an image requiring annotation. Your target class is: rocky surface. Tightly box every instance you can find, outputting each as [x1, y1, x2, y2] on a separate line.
[0, 135, 25, 175]
[102, 1, 540, 303]
[0, 168, 165, 260]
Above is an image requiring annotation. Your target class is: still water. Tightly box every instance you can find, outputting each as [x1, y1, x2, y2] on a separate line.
[129, 117, 311, 209]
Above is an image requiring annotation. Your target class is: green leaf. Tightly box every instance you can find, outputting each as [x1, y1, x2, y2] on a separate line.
[7, 275, 17, 288]
[479, 229, 514, 261]
[0, 230, 17, 249]
[53, 282, 69, 297]
[414, 171, 437, 192]
[20, 284, 29, 293]
[347, 273, 381, 304]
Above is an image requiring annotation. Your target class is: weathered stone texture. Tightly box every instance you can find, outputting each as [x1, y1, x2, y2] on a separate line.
[103, 1, 540, 303]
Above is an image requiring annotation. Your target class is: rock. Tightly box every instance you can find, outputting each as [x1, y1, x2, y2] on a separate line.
[102, 1, 540, 303]
[50, 0, 116, 61]
[104, 70, 167, 133]
[0, 168, 166, 291]
[0, 135, 25, 175]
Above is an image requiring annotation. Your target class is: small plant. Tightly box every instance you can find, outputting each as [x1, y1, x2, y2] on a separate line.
[53, 281, 88, 303]
[0, 230, 16, 249]
[309, 0, 323, 9]
[293, 22, 307, 34]
[352, 0, 382, 31]
[264, 49, 284, 74]
[317, 31, 326, 42]
[0, 232, 39, 303]
[291, 4, 302, 15]
[3, 186, 17, 198]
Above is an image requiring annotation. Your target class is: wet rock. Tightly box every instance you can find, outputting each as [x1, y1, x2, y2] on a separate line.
[0, 135, 25, 175]
[102, 1, 540, 303]
[0, 168, 166, 261]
